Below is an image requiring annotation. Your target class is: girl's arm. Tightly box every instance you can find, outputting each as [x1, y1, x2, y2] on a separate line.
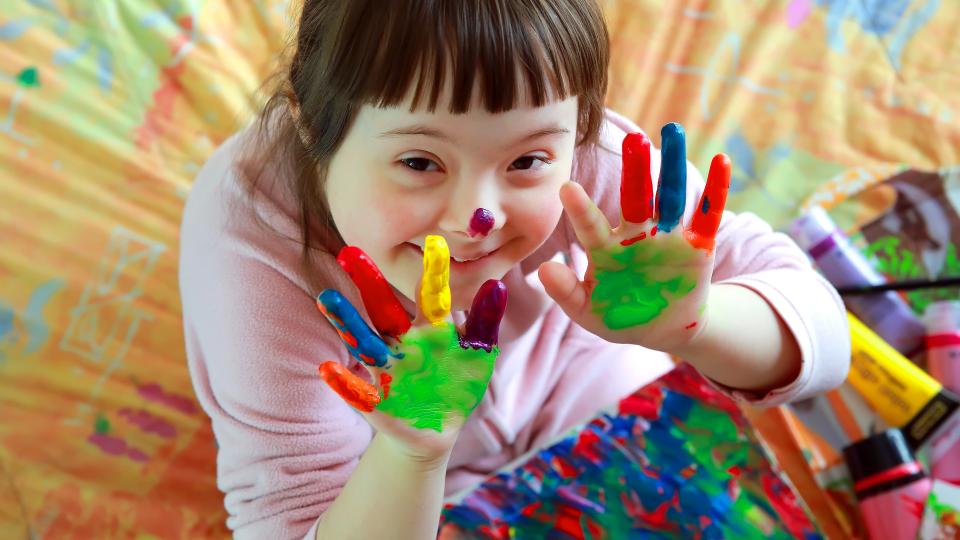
[564, 110, 849, 405]
[314, 434, 450, 540]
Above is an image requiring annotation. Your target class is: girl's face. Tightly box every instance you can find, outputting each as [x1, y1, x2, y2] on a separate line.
[325, 88, 579, 310]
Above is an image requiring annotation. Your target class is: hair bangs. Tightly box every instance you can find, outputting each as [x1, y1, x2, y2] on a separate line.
[324, 0, 607, 119]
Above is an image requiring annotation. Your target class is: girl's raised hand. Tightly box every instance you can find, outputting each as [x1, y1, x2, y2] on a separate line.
[539, 123, 731, 353]
[316, 236, 507, 460]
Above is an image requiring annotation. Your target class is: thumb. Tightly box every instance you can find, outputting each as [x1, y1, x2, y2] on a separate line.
[538, 261, 590, 321]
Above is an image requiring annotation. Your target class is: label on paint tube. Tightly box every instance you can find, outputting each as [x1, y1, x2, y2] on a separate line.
[847, 313, 960, 449]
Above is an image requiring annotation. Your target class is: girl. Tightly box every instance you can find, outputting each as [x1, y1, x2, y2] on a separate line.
[178, 1, 850, 538]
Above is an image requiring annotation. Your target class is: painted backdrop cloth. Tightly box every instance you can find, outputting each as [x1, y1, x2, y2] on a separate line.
[2, 0, 958, 538]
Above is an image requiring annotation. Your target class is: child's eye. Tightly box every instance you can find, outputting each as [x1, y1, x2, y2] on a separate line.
[400, 157, 441, 172]
[509, 155, 552, 171]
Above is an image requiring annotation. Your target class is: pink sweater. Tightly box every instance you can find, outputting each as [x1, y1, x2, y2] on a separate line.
[179, 110, 850, 539]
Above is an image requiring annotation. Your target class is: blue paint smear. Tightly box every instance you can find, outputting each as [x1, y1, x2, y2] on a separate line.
[23, 279, 64, 353]
[0, 19, 32, 40]
[817, 0, 940, 70]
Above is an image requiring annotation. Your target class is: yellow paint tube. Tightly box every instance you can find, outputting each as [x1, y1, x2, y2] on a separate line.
[847, 313, 960, 451]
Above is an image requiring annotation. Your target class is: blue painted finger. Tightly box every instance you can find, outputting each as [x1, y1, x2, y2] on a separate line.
[655, 123, 687, 233]
[316, 289, 396, 367]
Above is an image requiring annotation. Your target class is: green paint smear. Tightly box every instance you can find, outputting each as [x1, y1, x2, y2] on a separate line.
[591, 241, 698, 330]
[376, 324, 497, 432]
[862, 236, 960, 314]
[927, 488, 960, 521]
[16, 67, 40, 88]
[94, 414, 110, 434]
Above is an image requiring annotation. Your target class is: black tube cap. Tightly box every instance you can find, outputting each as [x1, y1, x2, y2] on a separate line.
[843, 428, 917, 484]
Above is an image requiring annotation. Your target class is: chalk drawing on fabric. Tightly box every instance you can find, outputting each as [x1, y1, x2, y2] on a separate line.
[665, 33, 786, 120]
[60, 226, 166, 396]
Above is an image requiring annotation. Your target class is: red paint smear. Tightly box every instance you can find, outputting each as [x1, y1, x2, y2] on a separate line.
[316, 300, 360, 349]
[134, 21, 192, 150]
[760, 474, 816, 538]
[684, 321, 698, 330]
[318, 362, 380, 412]
[618, 387, 662, 419]
[651, 226, 658, 236]
[553, 504, 587, 540]
[573, 430, 603, 463]
[380, 372, 392, 398]
[620, 231, 647, 246]
[551, 455, 579, 479]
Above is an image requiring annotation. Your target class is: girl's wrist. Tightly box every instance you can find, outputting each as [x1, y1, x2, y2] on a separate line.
[377, 431, 456, 472]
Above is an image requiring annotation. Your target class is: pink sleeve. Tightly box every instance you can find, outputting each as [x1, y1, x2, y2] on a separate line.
[179, 138, 372, 539]
[572, 110, 850, 407]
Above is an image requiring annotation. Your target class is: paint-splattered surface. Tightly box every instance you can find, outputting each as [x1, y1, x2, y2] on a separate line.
[2, 0, 959, 537]
[439, 363, 821, 539]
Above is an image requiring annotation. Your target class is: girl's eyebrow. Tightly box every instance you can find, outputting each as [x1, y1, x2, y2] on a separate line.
[378, 125, 571, 147]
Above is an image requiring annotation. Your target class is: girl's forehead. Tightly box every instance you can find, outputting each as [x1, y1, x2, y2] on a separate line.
[359, 93, 578, 137]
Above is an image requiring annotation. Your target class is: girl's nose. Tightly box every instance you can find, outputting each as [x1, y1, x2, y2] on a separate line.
[438, 179, 504, 239]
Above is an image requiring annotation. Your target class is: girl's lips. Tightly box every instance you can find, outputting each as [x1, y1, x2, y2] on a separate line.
[405, 242, 501, 269]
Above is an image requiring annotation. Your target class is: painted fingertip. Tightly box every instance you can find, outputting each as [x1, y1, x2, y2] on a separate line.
[318, 361, 380, 412]
[336, 245, 411, 338]
[621, 132, 654, 223]
[420, 235, 451, 325]
[462, 279, 508, 352]
[656, 122, 687, 233]
[317, 289, 394, 367]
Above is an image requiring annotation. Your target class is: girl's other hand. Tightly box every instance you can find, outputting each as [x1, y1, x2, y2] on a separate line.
[316, 237, 507, 462]
[539, 123, 731, 354]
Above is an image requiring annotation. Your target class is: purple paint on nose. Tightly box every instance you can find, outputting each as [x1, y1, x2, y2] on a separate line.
[469, 208, 495, 237]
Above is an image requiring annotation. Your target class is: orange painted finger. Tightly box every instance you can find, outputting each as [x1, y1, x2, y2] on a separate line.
[686, 154, 731, 252]
[318, 361, 381, 412]
[620, 132, 654, 223]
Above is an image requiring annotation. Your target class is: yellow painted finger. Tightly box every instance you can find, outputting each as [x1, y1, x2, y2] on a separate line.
[420, 235, 451, 325]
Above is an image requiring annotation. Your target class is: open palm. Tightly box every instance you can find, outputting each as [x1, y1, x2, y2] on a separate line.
[540, 123, 731, 353]
[315, 236, 507, 460]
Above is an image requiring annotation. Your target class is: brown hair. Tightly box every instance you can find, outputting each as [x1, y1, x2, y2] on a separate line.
[242, 0, 610, 266]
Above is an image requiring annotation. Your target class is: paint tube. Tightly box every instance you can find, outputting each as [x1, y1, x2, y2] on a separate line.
[923, 301, 960, 484]
[843, 429, 932, 540]
[847, 313, 960, 485]
[790, 206, 924, 356]
[924, 300, 960, 395]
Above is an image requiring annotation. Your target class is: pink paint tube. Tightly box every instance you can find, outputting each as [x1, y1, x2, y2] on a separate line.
[790, 206, 925, 356]
[924, 301, 960, 394]
[843, 429, 932, 540]
[923, 300, 960, 485]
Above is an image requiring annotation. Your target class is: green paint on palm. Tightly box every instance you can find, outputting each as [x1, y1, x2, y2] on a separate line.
[376, 324, 497, 432]
[591, 240, 698, 329]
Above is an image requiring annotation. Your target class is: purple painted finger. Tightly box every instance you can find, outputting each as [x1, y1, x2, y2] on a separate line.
[461, 280, 508, 352]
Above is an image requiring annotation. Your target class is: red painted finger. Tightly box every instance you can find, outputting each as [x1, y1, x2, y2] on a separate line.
[620, 132, 654, 223]
[686, 153, 731, 252]
[337, 246, 411, 339]
[318, 361, 381, 413]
